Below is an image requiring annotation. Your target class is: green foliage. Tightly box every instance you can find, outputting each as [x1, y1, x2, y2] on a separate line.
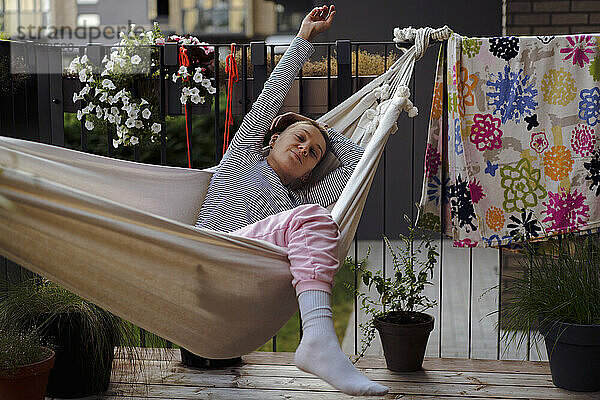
[0, 278, 173, 393]
[0, 327, 53, 374]
[345, 213, 438, 362]
[499, 233, 600, 356]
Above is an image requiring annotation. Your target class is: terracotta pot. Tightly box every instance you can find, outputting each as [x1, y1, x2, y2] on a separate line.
[0, 347, 55, 400]
[374, 311, 434, 372]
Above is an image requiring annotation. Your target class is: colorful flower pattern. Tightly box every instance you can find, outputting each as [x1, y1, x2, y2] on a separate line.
[419, 34, 600, 248]
[542, 189, 589, 233]
[470, 114, 503, 151]
[425, 143, 441, 178]
[500, 158, 546, 212]
[560, 35, 595, 68]
[570, 124, 596, 157]
[543, 145, 574, 181]
[530, 131, 549, 154]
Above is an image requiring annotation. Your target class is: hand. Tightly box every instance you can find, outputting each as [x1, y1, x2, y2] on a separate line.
[297, 5, 336, 42]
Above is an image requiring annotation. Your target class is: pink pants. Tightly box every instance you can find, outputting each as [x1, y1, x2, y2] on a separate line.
[232, 204, 340, 296]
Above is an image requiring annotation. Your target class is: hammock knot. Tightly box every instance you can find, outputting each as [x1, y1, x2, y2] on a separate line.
[393, 25, 452, 61]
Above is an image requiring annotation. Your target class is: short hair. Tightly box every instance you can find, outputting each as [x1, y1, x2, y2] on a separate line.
[281, 120, 331, 165]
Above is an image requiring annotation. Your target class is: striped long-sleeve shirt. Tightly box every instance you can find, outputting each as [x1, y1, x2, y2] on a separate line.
[195, 36, 364, 233]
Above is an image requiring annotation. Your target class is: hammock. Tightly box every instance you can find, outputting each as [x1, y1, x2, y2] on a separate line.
[0, 27, 450, 358]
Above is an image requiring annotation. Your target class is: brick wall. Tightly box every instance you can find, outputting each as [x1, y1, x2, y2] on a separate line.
[506, 0, 600, 35]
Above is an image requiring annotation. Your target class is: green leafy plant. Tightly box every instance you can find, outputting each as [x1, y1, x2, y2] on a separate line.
[345, 213, 438, 361]
[0, 278, 173, 396]
[0, 327, 53, 375]
[499, 233, 600, 356]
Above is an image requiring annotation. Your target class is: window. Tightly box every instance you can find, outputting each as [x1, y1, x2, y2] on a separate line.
[183, 0, 246, 34]
[77, 13, 100, 27]
[77, 0, 100, 4]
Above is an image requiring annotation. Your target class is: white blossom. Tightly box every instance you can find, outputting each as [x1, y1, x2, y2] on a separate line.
[102, 54, 109, 63]
[151, 123, 161, 133]
[190, 94, 201, 104]
[108, 95, 116, 104]
[77, 109, 83, 120]
[96, 105, 103, 118]
[85, 120, 94, 130]
[80, 55, 88, 64]
[142, 109, 151, 119]
[178, 66, 189, 77]
[207, 86, 216, 95]
[182, 87, 191, 96]
[135, 120, 143, 129]
[180, 94, 188, 104]
[189, 87, 199, 96]
[141, 98, 149, 105]
[105, 60, 114, 71]
[113, 138, 122, 148]
[73, 92, 82, 103]
[79, 70, 88, 83]
[99, 92, 108, 102]
[201, 78, 211, 88]
[128, 109, 139, 119]
[102, 79, 116, 90]
[193, 68, 203, 83]
[125, 117, 136, 128]
[111, 106, 119, 115]
[130, 136, 139, 145]
[172, 74, 179, 83]
[131, 55, 141, 64]
[107, 114, 115, 123]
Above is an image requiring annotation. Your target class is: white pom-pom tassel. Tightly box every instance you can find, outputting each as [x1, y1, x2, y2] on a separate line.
[408, 107, 419, 118]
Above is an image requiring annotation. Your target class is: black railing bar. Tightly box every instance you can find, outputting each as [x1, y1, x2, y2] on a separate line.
[214, 44, 221, 163]
[354, 236, 358, 356]
[241, 45, 247, 115]
[159, 46, 167, 165]
[410, 74, 415, 226]
[468, 248, 473, 359]
[327, 44, 331, 112]
[355, 44, 359, 90]
[439, 40, 448, 358]
[270, 45, 275, 74]
[497, 248, 503, 360]
[384, 43, 388, 71]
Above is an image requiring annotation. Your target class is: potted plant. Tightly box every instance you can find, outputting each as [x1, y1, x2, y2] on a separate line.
[0, 327, 55, 400]
[346, 213, 438, 371]
[500, 233, 600, 392]
[0, 277, 158, 398]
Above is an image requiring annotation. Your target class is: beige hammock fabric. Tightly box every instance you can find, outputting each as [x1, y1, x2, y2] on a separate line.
[0, 27, 449, 358]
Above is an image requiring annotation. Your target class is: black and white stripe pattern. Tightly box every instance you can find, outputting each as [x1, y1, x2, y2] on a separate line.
[195, 36, 364, 233]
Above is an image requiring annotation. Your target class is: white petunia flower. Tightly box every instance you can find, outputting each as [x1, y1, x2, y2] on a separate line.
[180, 94, 187, 104]
[198, 96, 205, 104]
[125, 117, 136, 128]
[151, 123, 161, 133]
[193, 69, 203, 83]
[207, 86, 216, 94]
[178, 66, 189, 77]
[111, 50, 119, 60]
[113, 138, 122, 148]
[80, 55, 88, 64]
[140, 98, 149, 105]
[142, 109, 151, 119]
[190, 94, 201, 104]
[105, 60, 114, 71]
[79, 70, 88, 83]
[130, 135, 139, 145]
[107, 114, 115, 123]
[73, 92, 81, 103]
[85, 120, 94, 130]
[128, 109, 139, 119]
[172, 74, 179, 83]
[96, 105, 103, 118]
[102, 79, 116, 90]
[111, 106, 119, 115]
[131, 55, 141, 64]
[182, 87, 191, 96]
[201, 78, 211, 88]
[135, 120, 143, 129]
[99, 92, 108, 102]
[189, 87, 199, 96]
[102, 54, 109, 63]
[77, 110, 83, 120]
[108, 95, 116, 104]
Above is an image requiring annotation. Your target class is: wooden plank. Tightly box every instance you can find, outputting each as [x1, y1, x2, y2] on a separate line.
[110, 359, 555, 388]
[103, 380, 596, 400]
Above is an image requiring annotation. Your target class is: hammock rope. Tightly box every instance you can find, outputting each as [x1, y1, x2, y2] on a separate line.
[0, 26, 450, 359]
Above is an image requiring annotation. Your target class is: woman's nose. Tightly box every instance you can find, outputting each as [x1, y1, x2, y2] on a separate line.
[298, 144, 308, 156]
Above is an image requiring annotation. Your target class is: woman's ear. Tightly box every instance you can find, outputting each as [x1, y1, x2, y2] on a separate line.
[269, 133, 280, 148]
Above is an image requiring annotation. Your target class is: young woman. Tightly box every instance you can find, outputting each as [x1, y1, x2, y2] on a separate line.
[195, 5, 389, 396]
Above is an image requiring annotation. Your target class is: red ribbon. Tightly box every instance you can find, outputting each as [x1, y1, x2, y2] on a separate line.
[179, 46, 192, 168]
[223, 43, 239, 155]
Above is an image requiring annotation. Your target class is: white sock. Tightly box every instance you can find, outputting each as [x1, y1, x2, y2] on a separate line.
[294, 290, 389, 396]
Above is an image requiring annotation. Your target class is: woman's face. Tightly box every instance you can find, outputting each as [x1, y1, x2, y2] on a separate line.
[266, 122, 326, 186]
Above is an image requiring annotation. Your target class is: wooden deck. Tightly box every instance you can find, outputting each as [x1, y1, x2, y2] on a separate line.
[45, 347, 600, 399]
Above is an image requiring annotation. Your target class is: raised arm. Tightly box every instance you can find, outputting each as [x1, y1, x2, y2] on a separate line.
[225, 5, 336, 154]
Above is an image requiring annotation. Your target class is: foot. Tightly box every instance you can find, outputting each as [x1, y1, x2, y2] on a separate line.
[294, 329, 389, 396]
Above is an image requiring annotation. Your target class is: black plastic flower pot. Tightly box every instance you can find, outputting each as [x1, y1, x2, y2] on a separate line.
[539, 320, 600, 392]
[180, 348, 242, 369]
[38, 312, 117, 398]
[374, 311, 434, 372]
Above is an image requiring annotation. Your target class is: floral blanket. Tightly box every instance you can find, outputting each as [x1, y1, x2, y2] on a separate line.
[418, 34, 600, 247]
